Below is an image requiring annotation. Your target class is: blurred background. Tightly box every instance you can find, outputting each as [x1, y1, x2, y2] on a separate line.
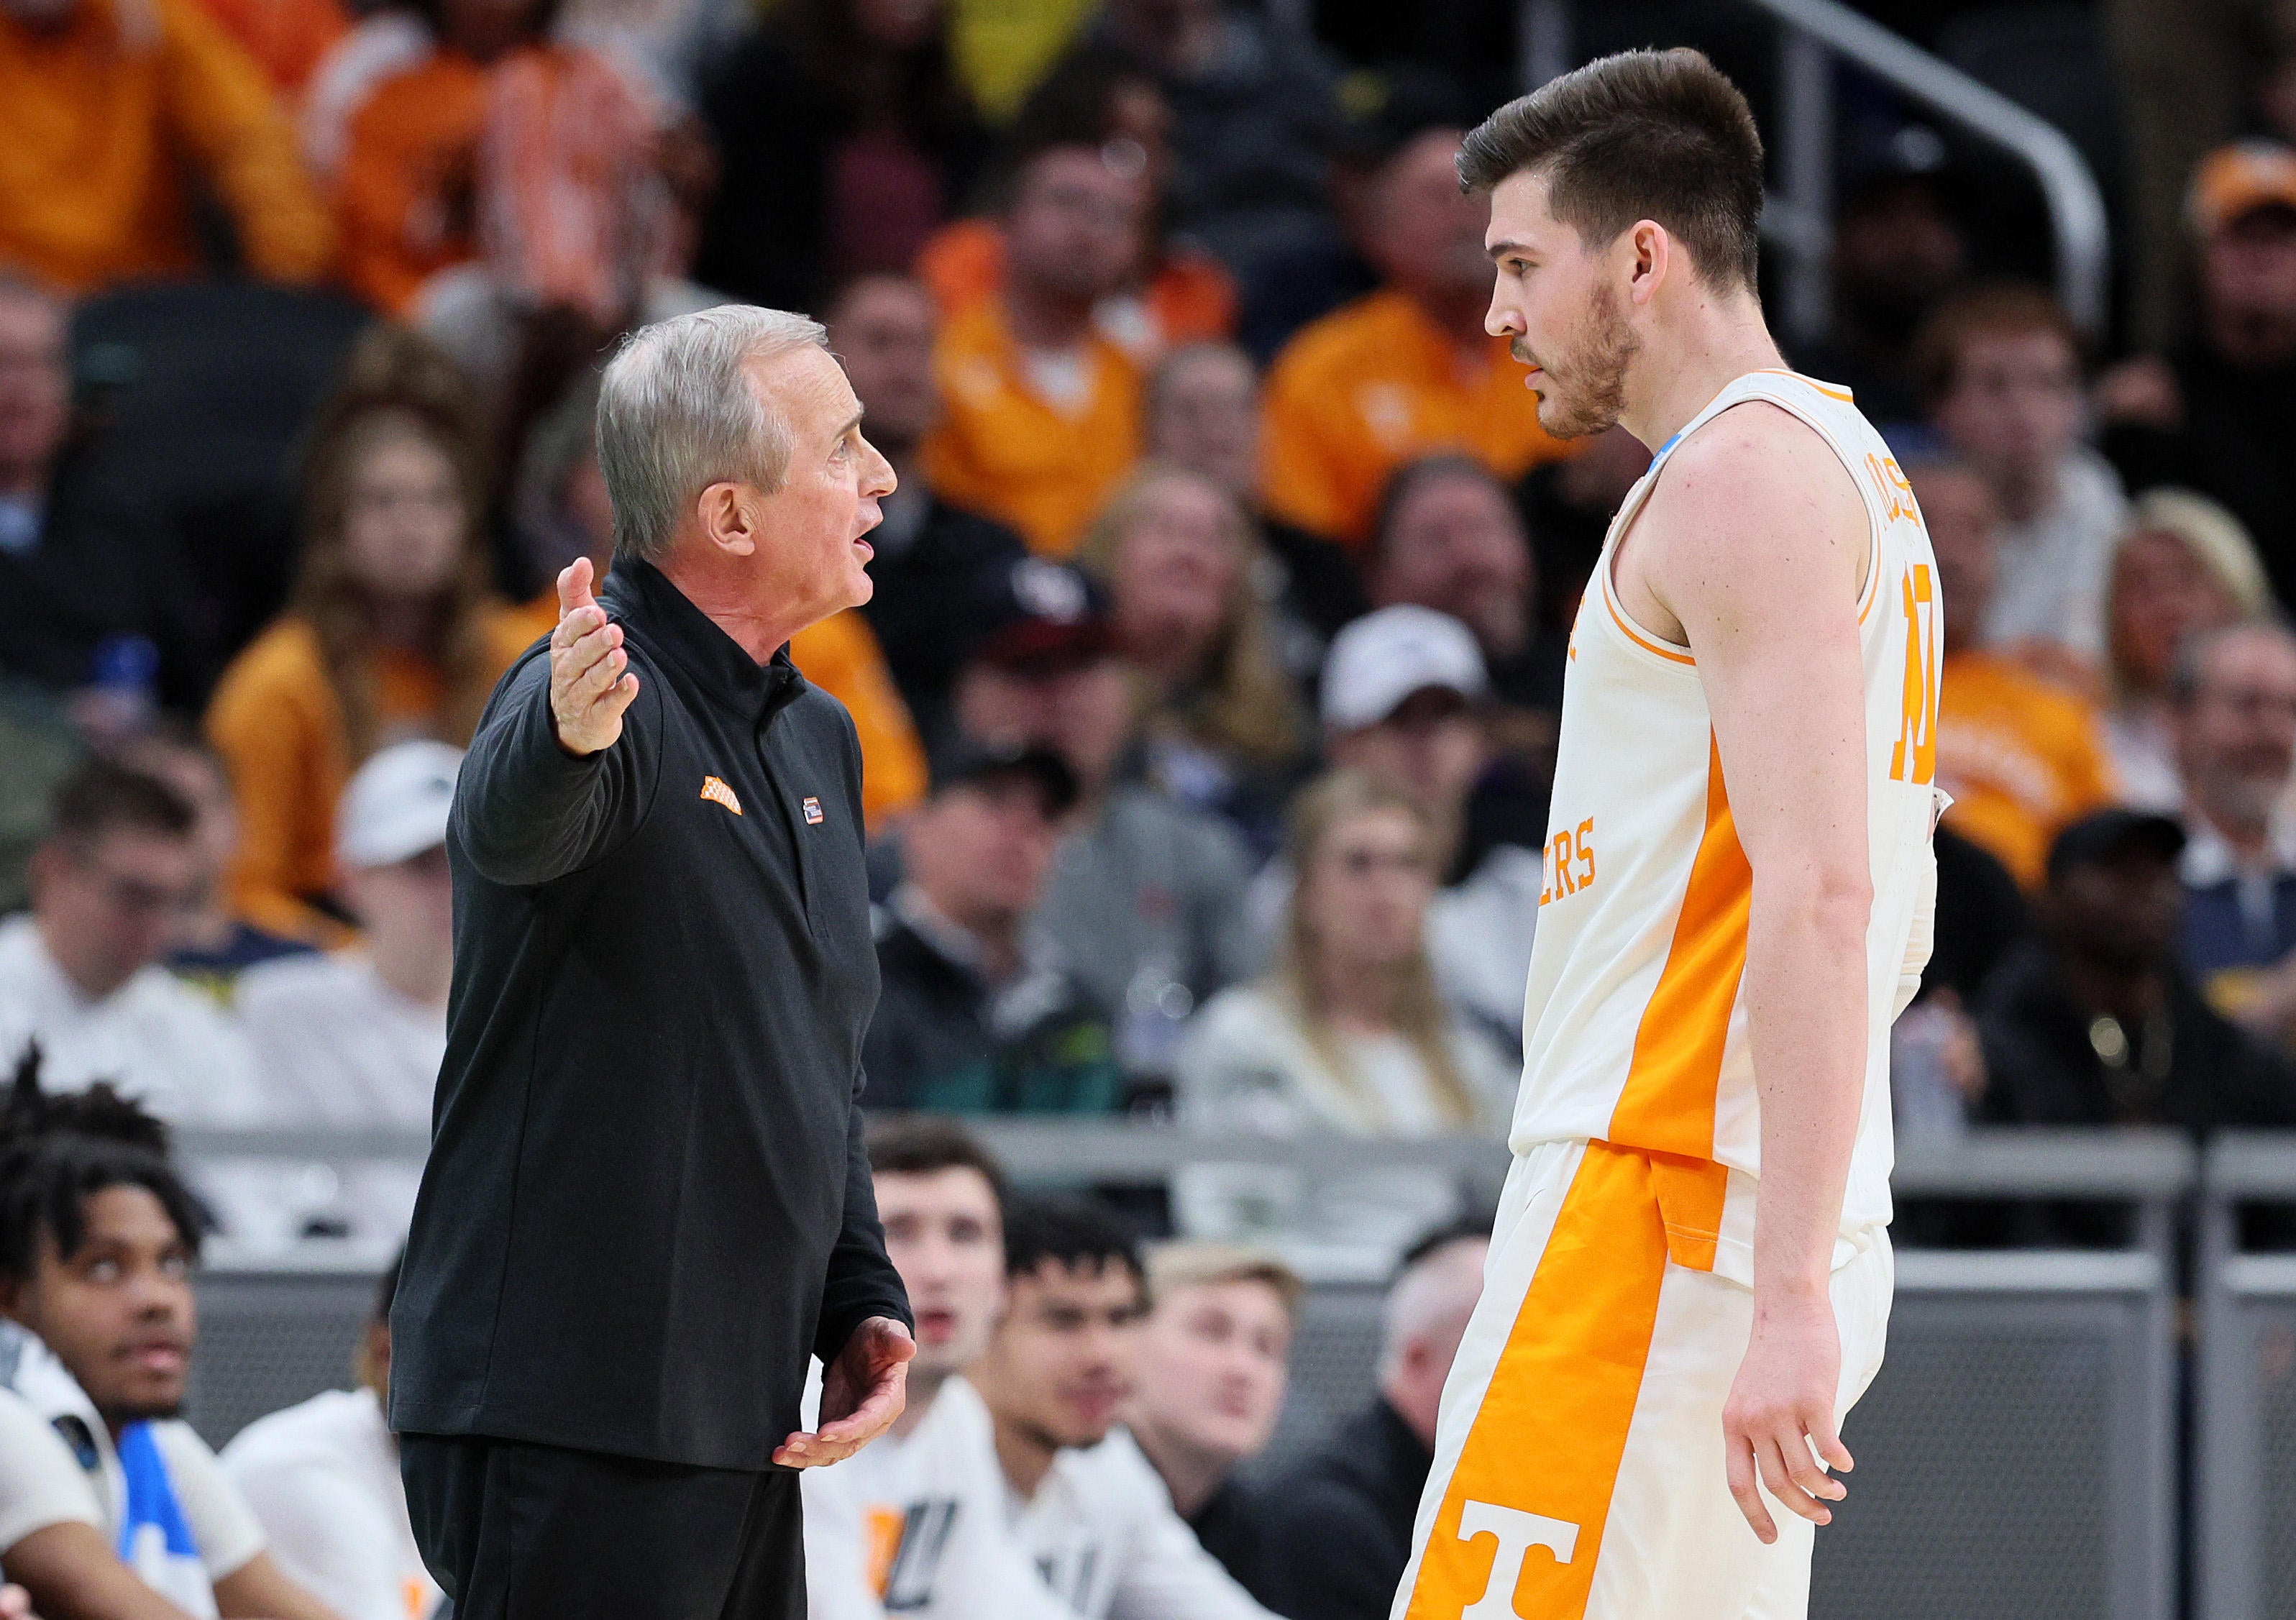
[5, 0, 2296, 1612]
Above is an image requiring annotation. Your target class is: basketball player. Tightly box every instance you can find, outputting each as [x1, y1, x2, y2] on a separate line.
[1389, 50, 1941, 1620]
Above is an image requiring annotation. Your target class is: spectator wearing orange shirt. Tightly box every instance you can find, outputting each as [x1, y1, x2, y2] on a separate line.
[1258, 123, 1573, 549]
[921, 137, 1146, 556]
[1916, 459, 2118, 889]
[0, 0, 332, 293]
[311, 0, 666, 323]
[915, 46, 1236, 367]
[205, 331, 540, 941]
[187, 0, 344, 99]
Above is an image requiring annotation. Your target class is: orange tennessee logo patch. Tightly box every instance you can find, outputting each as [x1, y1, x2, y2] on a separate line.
[700, 776, 744, 815]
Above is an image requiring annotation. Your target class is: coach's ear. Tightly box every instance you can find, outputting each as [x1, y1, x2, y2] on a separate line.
[695, 480, 762, 559]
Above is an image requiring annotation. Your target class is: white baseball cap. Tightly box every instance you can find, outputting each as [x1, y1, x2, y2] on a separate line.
[337, 740, 463, 869]
[1320, 605, 1490, 732]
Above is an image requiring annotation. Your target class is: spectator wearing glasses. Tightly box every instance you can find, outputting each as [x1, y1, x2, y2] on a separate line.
[0, 760, 260, 1127]
[109, 726, 315, 996]
[2169, 622, 2296, 1043]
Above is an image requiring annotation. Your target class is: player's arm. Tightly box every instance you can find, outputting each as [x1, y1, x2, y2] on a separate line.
[1643, 406, 1872, 1545]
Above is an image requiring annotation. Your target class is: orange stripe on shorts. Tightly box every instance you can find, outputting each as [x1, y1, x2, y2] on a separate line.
[1401, 1141, 1672, 1620]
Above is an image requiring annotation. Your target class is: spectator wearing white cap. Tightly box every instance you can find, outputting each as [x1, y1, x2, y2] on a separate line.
[1244, 606, 1547, 1058]
[228, 740, 462, 1249]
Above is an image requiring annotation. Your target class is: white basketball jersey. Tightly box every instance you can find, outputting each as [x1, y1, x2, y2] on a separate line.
[1513, 369, 1941, 1278]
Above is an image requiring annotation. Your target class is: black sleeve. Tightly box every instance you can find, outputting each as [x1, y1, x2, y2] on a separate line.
[1255, 1483, 1406, 1620]
[812, 1067, 913, 1364]
[451, 648, 661, 887]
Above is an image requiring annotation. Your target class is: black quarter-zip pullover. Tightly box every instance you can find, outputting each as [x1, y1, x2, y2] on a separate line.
[391, 557, 910, 1470]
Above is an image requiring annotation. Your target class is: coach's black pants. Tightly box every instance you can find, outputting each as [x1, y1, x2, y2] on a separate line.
[401, 1434, 805, 1620]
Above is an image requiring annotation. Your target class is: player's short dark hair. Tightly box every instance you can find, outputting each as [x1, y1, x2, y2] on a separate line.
[1456, 47, 1765, 290]
[1398, 1214, 1495, 1277]
[47, 758, 196, 848]
[867, 1115, 1011, 1214]
[1003, 1194, 1144, 1290]
[0, 1045, 211, 1283]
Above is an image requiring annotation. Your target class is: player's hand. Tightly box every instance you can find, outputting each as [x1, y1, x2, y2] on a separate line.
[1722, 1287, 1852, 1544]
[0, 1580, 37, 1620]
[550, 557, 639, 757]
[774, 1316, 913, 1468]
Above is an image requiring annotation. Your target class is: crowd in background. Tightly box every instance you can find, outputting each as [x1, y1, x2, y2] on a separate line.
[6, 0, 2296, 1608]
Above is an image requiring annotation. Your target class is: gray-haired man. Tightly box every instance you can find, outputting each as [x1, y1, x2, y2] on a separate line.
[391, 306, 915, 1619]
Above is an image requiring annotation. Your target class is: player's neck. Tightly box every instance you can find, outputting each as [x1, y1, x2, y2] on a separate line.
[1619, 299, 1786, 452]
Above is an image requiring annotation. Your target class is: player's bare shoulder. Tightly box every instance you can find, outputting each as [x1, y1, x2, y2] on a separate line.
[1620, 401, 1870, 646]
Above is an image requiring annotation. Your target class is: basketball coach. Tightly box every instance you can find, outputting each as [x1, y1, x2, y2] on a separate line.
[390, 306, 915, 1618]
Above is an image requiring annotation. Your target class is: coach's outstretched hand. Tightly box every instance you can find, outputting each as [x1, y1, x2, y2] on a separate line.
[1722, 1291, 1852, 1544]
[550, 557, 641, 757]
[0, 1581, 35, 1620]
[775, 1316, 913, 1469]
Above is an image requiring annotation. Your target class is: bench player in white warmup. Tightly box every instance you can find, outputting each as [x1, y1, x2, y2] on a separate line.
[1391, 48, 1943, 1620]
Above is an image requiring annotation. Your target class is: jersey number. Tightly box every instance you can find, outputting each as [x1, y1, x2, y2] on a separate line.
[1889, 562, 1940, 785]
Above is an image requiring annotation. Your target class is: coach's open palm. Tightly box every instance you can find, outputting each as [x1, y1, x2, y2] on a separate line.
[774, 1316, 913, 1469]
[1722, 1291, 1852, 1545]
[550, 557, 641, 756]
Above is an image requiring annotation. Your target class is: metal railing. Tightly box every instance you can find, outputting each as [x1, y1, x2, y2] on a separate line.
[1514, 0, 2112, 347]
[1753, 0, 2109, 345]
[174, 1122, 2197, 1619]
[2196, 1134, 2296, 1620]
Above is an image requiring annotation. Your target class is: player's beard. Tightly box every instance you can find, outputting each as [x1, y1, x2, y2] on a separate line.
[1519, 282, 1639, 439]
